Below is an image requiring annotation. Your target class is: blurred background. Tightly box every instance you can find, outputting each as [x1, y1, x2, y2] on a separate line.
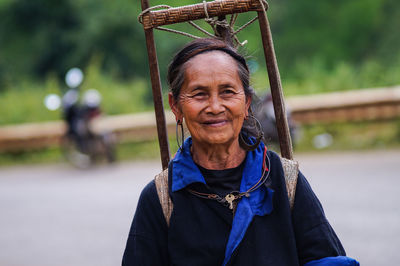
[0, 0, 399, 265]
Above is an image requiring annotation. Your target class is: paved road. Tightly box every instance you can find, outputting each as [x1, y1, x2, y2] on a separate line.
[0, 150, 399, 266]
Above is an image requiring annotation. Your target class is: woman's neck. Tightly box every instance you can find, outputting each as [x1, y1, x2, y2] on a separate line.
[190, 139, 246, 170]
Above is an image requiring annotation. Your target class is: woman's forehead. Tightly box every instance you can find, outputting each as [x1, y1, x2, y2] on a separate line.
[184, 51, 239, 76]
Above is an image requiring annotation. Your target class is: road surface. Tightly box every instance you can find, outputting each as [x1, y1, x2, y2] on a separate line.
[0, 150, 399, 266]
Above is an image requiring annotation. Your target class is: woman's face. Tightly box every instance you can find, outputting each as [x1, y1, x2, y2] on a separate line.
[169, 51, 251, 147]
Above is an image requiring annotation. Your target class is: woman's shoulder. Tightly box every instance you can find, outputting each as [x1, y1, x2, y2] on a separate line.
[135, 178, 168, 226]
[266, 149, 281, 162]
[266, 149, 286, 173]
[137, 179, 159, 207]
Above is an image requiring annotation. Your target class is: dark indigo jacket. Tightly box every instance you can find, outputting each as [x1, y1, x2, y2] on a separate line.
[122, 138, 359, 266]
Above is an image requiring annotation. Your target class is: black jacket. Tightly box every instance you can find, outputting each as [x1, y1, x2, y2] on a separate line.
[122, 149, 348, 266]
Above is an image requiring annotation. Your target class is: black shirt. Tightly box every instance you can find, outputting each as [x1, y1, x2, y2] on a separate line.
[196, 160, 245, 197]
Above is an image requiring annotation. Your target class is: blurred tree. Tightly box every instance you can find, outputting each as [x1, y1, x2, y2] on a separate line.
[372, 0, 400, 65]
[0, 0, 399, 89]
[0, 0, 147, 84]
[0, 0, 80, 81]
[71, 0, 147, 80]
[271, 0, 385, 74]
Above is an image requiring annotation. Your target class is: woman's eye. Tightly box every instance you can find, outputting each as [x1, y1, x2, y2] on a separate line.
[192, 92, 207, 98]
[222, 89, 235, 95]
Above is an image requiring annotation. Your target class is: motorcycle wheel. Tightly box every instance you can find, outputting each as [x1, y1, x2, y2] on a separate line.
[96, 133, 116, 163]
[60, 135, 92, 169]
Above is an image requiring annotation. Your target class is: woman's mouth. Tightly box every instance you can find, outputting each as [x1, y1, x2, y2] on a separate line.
[203, 120, 228, 127]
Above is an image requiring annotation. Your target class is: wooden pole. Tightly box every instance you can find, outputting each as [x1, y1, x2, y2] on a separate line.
[139, 0, 293, 160]
[141, 0, 170, 169]
[257, 10, 293, 160]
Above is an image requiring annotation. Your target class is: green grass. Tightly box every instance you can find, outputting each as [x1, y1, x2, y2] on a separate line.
[294, 118, 400, 152]
[0, 60, 153, 125]
[0, 137, 181, 167]
[0, 147, 63, 167]
[251, 57, 400, 97]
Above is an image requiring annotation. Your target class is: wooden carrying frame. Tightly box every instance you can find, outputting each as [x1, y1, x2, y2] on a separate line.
[140, 0, 293, 169]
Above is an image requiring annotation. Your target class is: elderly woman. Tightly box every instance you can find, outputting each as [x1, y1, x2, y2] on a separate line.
[122, 38, 358, 266]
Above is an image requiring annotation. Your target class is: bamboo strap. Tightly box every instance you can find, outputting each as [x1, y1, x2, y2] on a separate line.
[155, 157, 299, 226]
[154, 169, 173, 226]
[280, 157, 299, 209]
[140, 0, 267, 30]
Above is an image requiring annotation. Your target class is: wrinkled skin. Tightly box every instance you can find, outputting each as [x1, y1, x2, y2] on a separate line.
[169, 51, 251, 169]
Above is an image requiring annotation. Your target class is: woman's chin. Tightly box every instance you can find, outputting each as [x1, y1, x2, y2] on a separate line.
[194, 135, 237, 146]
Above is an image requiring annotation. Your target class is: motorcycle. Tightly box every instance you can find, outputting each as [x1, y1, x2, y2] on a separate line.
[44, 68, 116, 168]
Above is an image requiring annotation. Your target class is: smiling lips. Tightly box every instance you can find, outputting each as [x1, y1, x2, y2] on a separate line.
[202, 119, 228, 127]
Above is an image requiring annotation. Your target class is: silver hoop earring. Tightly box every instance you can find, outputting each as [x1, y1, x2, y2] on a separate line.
[239, 114, 264, 151]
[176, 120, 185, 151]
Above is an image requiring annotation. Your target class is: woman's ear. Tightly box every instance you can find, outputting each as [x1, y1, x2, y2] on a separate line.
[169, 92, 182, 122]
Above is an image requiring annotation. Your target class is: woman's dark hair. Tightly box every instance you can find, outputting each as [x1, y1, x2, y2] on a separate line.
[167, 38, 263, 150]
[167, 38, 251, 100]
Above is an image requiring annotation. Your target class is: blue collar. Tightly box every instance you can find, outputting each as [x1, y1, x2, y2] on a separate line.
[170, 137, 274, 266]
[171, 137, 268, 192]
[171, 138, 206, 192]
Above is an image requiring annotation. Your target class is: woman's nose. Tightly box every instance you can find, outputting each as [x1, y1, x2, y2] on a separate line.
[206, 94, 225, 114]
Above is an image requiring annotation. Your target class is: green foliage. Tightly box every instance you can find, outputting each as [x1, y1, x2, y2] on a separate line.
[295, 119, 400, 152]
[271, 0, 385, 72]
[251, 58, 400, 97]
[0, 0, 147, 84]
[0, 81, 60, 125]
[0, 0, 81, 82]
[0, 0, 399, 92]
[0, 59, 151, 125]
[80, 55, 152, 115]
[1, 0, 399, 86]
